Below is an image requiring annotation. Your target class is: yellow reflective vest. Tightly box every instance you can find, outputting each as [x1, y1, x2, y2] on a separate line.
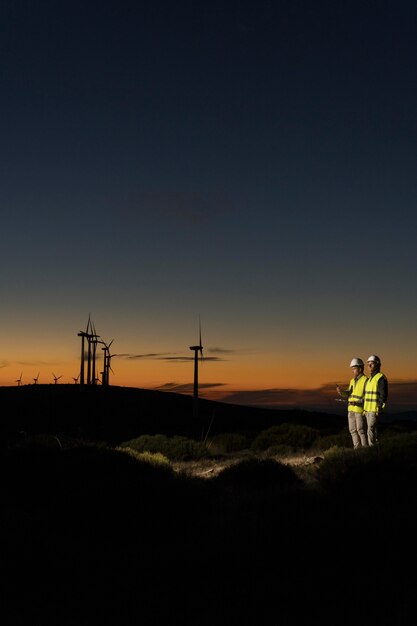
[347, 374, 367, 414]
[363, 372, 386, 413]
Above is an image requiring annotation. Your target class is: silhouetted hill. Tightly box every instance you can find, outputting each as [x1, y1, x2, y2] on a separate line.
[0, 384, 346, 445]
[381, 410, 417, 422]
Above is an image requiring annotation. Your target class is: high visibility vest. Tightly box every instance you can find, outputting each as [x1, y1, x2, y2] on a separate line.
[348, 374, 367, 414]
[364, 372, 386, 413]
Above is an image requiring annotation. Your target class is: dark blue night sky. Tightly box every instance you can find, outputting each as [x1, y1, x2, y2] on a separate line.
[1, 0, 417, 407]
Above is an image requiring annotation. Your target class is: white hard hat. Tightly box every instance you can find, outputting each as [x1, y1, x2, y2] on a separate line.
[350, 358, 364, 368]
[367, 355, 381, 364]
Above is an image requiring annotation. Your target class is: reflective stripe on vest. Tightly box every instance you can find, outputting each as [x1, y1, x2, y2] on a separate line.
[348, 374, 367, 414]
[364, 372, 384, 412]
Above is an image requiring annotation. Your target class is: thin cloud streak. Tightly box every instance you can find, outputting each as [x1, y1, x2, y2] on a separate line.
[207, 347, 236, 354]
[164, 356, 225, 363]
[122, 352, 180, 360]
[154, 382, 226, 393]
[119, 353, 225, 362]
[11, 360, 60, 367]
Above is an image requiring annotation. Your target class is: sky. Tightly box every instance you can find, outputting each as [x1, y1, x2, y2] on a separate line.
[1, 0, 417, 412]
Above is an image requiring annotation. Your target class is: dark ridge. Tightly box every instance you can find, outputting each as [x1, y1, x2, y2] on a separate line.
[0, 384, 346, 445]
[381, 410, 417, 422]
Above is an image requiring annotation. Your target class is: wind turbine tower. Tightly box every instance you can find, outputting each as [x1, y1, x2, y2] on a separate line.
[16, 372, 23, 386]
[189, 318, 204, 418]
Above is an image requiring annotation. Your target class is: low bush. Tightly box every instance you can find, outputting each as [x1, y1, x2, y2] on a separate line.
[260, 444, 295, 458]
[116, 447, 171, 467]
[119, 433, 208, 460]
[251, 423, 319, 452]
[314, 428, 351, 452]
[207, 432, 251, 455]
[316, 432, 417, 501]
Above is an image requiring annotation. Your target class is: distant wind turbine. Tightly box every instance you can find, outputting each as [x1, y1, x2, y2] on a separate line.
[77, 314, 100, 385]
[72, 374, 80, 384]
[77, 314, 92, 385]
[101, 339, 115, 386]
[52, 372, 62, 384]
[189, 317, 204, 418]
[16, 372, 23, 386]
[90, 320, 101, 385]
[33, 372, 40, 385]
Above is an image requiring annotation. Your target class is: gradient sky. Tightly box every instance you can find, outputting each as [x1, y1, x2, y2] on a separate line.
[1, 0, 417, 412]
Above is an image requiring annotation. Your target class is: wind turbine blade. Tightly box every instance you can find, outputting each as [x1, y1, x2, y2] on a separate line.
[199, 315, 202, 348]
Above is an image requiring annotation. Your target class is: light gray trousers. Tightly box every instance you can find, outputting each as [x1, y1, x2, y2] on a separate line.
[348, 411, 368, 448]
[365, 412, 378, 446]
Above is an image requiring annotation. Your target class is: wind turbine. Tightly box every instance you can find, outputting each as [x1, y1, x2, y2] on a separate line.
[33, 372, 40, 385]
[78, 314, 92, 385]
[78, 314, 100, 385]
[16, 372, 23, 386]
[189, 317, 204, 418]
[89, 319, 101, 385]
[107, 350, 117, 385]
[101, 339, 115, 386]
[72, 374, 80, 384]
[52, 372, 62, 384]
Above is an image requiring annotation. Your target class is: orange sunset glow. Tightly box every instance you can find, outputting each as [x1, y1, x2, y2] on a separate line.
[1, 317, 415, 413]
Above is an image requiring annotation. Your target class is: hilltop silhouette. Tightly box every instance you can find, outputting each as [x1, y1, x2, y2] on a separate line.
[0, 384, 346, 446]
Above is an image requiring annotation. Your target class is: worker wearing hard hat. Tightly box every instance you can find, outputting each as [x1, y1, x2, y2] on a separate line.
[336, 358, 368, 448]
[363, 355, 388, 446]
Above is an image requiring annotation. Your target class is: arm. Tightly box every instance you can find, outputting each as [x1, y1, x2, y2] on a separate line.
[378, 375, 388, 406]
[337, 384, 352, 398]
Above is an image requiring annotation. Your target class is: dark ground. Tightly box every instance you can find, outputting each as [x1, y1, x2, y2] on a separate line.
[1, 386, 417, 625]
[2, 442, 417, 626]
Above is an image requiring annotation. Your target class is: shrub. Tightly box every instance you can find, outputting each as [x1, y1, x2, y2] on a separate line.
[119, 433, 208, 460]
[314, 428, 351, 452]
[261, 444, 295, 458]
[374, 431, 417, 465]
[316, 434, 417, 499]
[251, 423, 319, 452]
[116, 447, 171, 467]
[207, 432, 251, 455]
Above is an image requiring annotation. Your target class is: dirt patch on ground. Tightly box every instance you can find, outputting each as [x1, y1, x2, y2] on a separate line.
[172, 452, 324, 482]
[172, 456, 243, 478]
